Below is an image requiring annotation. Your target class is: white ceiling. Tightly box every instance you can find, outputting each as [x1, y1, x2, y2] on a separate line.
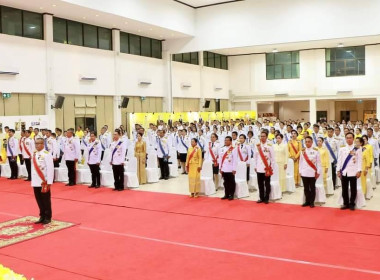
[176, 0, 242, 8]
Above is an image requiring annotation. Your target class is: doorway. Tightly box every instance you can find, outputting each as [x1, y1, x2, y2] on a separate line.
[75, 117, 96, 131]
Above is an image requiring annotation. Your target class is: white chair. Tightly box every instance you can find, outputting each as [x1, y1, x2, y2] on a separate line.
[124, 157, 139, 188]
[168, 149, 179, 178]
[100, 152, 114, 187]
[126, 143, 135, 160]
[248, 158, 258, 191]
[235, 161, 250, 198]
[54, 157, 68, 182]
[200, 160, 216, 196]
[325, 167, 334, 195]
[315, 173, 327, 203]
[286, 159, 296, 193]
[337, 178, 366, 209]
[267, 163, 282, 200]
[76, 149, 92, 184]
[366, 177, 374, 200]
[370, 168, 376, 189]
[0, 164, 11, 178]
[18, 164, 28, 178]
[146, 151, 159, 183]
[375, 166, 380, 185]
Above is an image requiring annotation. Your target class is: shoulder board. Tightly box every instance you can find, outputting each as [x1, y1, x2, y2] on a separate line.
[340, 145, 345, 148]
[267, 143, 272, 146]
[313, 147, 318, 151]
[44, 150, 49, 154]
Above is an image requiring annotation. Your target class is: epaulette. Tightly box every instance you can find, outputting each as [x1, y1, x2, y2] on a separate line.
[44, 150, 49, 154]
[341, 145, 345, 148]
[267, 143, 272, 146]
[313, 147, 318, 151]
[256, 143, 260, 146]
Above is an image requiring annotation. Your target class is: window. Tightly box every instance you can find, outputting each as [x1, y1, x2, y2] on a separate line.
[326, 46, 365, 77]
[0, 6, 43, 39]
[120, 31, 162, 59]
[266, 51, 299, 80]
[203, 51, 228, 70]
[53, 17, 112, 50]
[172, 52, 199, 65]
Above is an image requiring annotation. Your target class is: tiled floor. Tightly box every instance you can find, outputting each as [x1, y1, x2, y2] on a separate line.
[136, 173, 380, 211]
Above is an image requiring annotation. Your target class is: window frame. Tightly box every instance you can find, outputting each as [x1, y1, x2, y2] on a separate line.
[325, 46, 365, 77]
[203, 51, 228, 70]
[266, 51, 300, 80]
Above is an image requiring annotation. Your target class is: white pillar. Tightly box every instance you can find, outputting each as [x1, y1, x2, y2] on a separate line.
[250, 100, 258, 112]
[328, 100, 336, 121]
[377, 97, 380, 120]
[199, 51, 205, 112]
[309, 98, 316, 124]
[162, 49, 172, 112]
[43, 14, 55, 130]
[112, 29, 122, 129]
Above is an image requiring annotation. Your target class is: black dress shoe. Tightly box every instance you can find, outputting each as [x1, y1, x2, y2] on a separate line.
[310, 204, 315, 208]
[341, 205, 349, 210]
[118, 189, 124, 191]
[264, 201, 269, 204]
[221, 196, 228, 200]
[25, 179, 31, 181]
[112, 189, 118, 191]
[65, 183, 70, 186]
[88, 185, 95, 188]
[257, 200, 263, 203]
[228, 196, 234, 201]
[42, 219, 51, 225]
[34, 217, 45, 224]
[159, 177, 164, 180]
[302, 203, 310, 207]
[95, 186, 100, 189]
[164, 177, 169, 180]
[350, 205, 355, 211]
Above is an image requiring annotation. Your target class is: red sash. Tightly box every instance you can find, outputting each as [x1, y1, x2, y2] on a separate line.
[302, 150, 317, 172]
[22, 139, 31, 158]
[186, 147, 198, 168]
[257, 144, 273, 177]
[221, 146, 234, 169]
[209, 142, 218, 166]
[290, 141, 298, 155]
[19, 137, 23, 153]
[32, 152, 49, 193]
[237, 144, 248, 162]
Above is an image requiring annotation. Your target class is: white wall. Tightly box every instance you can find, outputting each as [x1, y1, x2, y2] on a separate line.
[278, 101, 309, 121]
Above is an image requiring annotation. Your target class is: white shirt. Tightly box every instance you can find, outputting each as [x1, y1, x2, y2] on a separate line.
[219, 145, 236, 173]
[299, 147, 322, 177]
[99, 133, 111, 151]
[6, 136, 18, 157]
[87, 140, 102, 165]
[234, 143, 251, 166]
[337, 144, 362, 177]
[31, 150, 54, 187]
[45, 136, 59, 159]
[177, 136, 190, 154]
[110, 140, 127, 165]
[63, 136, 81, 161]
[324, 136, 339, 163]
[22, 137, 35, 159]
[254, 142, 275, 173]
[156, 136, 170, 158]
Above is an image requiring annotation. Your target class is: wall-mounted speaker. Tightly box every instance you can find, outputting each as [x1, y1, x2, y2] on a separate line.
[54, 96, 65, 109]
[204, 100, 210, 109]
[120, 97, 129, 108]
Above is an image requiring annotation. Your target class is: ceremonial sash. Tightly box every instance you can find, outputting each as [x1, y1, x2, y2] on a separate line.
[19, 137, 23, 153]
[290, 141, 298, 155]
[341, 147, 358, 173]
[32, 153, 49, 193]
[83, 139, 88, 147]
[257, 144, 273, 176]
[111, 141, 122, 162]
[100, 136, 106, 150]
[158, 138, 168, 157]
[186, 147, 198, 168]
[324, 138, 337, 164]
[237, 145, 248, 162]
[302, 150, 317, 172]
[180, 137, 188, 150]
[284, 133, 289, 142]
[44, 138, 48, 151]
[209, 142, 218, 166]
[22, 139, 31, 158]
[7, 139, 13, 157]
[88, 142, 95, 160]
[312, 133, 318, 146]
[197, 138, 204, 151]
[221, 146, 234, 169]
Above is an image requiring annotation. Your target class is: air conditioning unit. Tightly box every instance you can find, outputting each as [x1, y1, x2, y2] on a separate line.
[214, 86, 223, 91]
[0, 69, 19, 75]
[79, 75, 97, 81]
[337, 90, 353, 94]
[181, 82, 192, 88]
[274, 93, 289, 97]
[139, 79, 152, 85]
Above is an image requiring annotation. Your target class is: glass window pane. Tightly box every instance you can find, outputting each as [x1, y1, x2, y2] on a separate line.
[173, 54, 182, 62]
[98, 27, 111, 50]
[266, 65, 275, 80]
[335, 61, 345, 76]
[266, 53, 274, 65]
[67, 21, 83, 46]
[203, 52, 208, 66]
[190, 52, 198, 65]
[221, 56, 228, 70]
[1, 7, 22, 36]
[275, 52, 291, 64]
[53, 18, 67, 43]
[326, 61, 334, 77]
[129, 34, 141, 55]
[83, 24, 97, 48]
[207, 52, 215, 68]
[183, 53, 191, 64]
[358, 60, 365, 75]
[355, 46, 365, 59]
[291, 51, 299, 63]
[215, 54, 221, 68]
[291, 64, 300, 78]
[141, 37, 151, 57]
[23, 11, 43, 39]
[152, 39, 161, 59]
[120, 32, 129, 53]
[274, 65, 282, 79]
[284, 64, 292, 79]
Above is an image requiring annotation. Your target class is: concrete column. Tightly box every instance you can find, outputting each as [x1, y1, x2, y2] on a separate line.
[199, 51, 205, 112]
[250, 100, 257, 112]
[377, 97, 380, 120]
[112, 29, 122, 129]
[328, 100, 336, 121]
[309, 98, 316, 124]
[162, 49, 172, 112]
[43, 14, 55, 130]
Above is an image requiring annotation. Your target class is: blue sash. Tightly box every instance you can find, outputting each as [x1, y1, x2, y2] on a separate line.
[7, 139, 13, 157]
[197, 138, 204, 151]
[324, 138, 337, 164]
[88, 142, 95, 158]
[312, 133, 318, 146]
[83, 139, 88, 147]
[176, 136, 179, 145]
[111, 141, 122, 162]
[284, 133, 289, 142]
[44, 138, 48, 151]
[158, 138, 167, 157]
[100, 136, 106, 150]
[251, 148, 254, 158]
[341, 147, 358, 173]
[180, 137, 188, 150]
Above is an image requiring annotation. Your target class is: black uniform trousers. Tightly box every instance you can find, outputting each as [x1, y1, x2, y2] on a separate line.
[257, 172, 271, 202]
[18, 154, 24, 165]
[33, 187, 52, 220]
[331, 162, 337, 188]
[66, 160, 76, 185]
[112, 164, 124, 190]
[158, 157, 169, 179]
[101, 151, 105, 161]
[302, 176, 316, 205]
[24, 158, 31, 180]
[222, 172, 236, 198]
[341, 175, 357, 207]
[8, 156, 18, 179]
[89, 164, 101, 187]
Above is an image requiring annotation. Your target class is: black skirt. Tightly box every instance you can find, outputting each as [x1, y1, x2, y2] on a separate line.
[179, 153, 187, 163]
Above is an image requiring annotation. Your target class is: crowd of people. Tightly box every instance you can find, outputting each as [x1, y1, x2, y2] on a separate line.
[1, 117, 379, 217]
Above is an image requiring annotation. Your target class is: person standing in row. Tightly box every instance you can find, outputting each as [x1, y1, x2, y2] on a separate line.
[157, 130, 170, 180]
[288, 130, 301, 187]
[205, 133, 220, 191]
[110, 129, 127, 191]
[235, 134, 251, 182]
[64, 128, 81, 186]
[274, 134, 288, 192]
[186, 138, 202, 198]
[299, 136, 321, 208]
[219, 136, 236, 200]
[99, 127, 111, 161]
[7, 129, 19, 180]
[87, 131, 102, 188]
[22, 130, 35, 181]
[18, 130, 25, 165]
[254, 130, 275, 204]
[134, 132, 147, 185]
[32, 138, 54, 225]
[324, 127, 339, 189]
[178, 129, 189, 174]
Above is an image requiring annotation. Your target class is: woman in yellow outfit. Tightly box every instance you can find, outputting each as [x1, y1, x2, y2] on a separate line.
[186, 138, 203, 198]
[274, 134, 288, 192]
[288, 129, 302, 186]
[360, 135, 373, 195]
[134, 132, 147, 184]
[316, 137, 330, 191]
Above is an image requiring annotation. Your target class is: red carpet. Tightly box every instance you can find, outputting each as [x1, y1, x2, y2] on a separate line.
[0, 178, 380, 280]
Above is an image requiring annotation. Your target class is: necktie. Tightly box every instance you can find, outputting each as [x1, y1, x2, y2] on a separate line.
[241, 144, 243, 149]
